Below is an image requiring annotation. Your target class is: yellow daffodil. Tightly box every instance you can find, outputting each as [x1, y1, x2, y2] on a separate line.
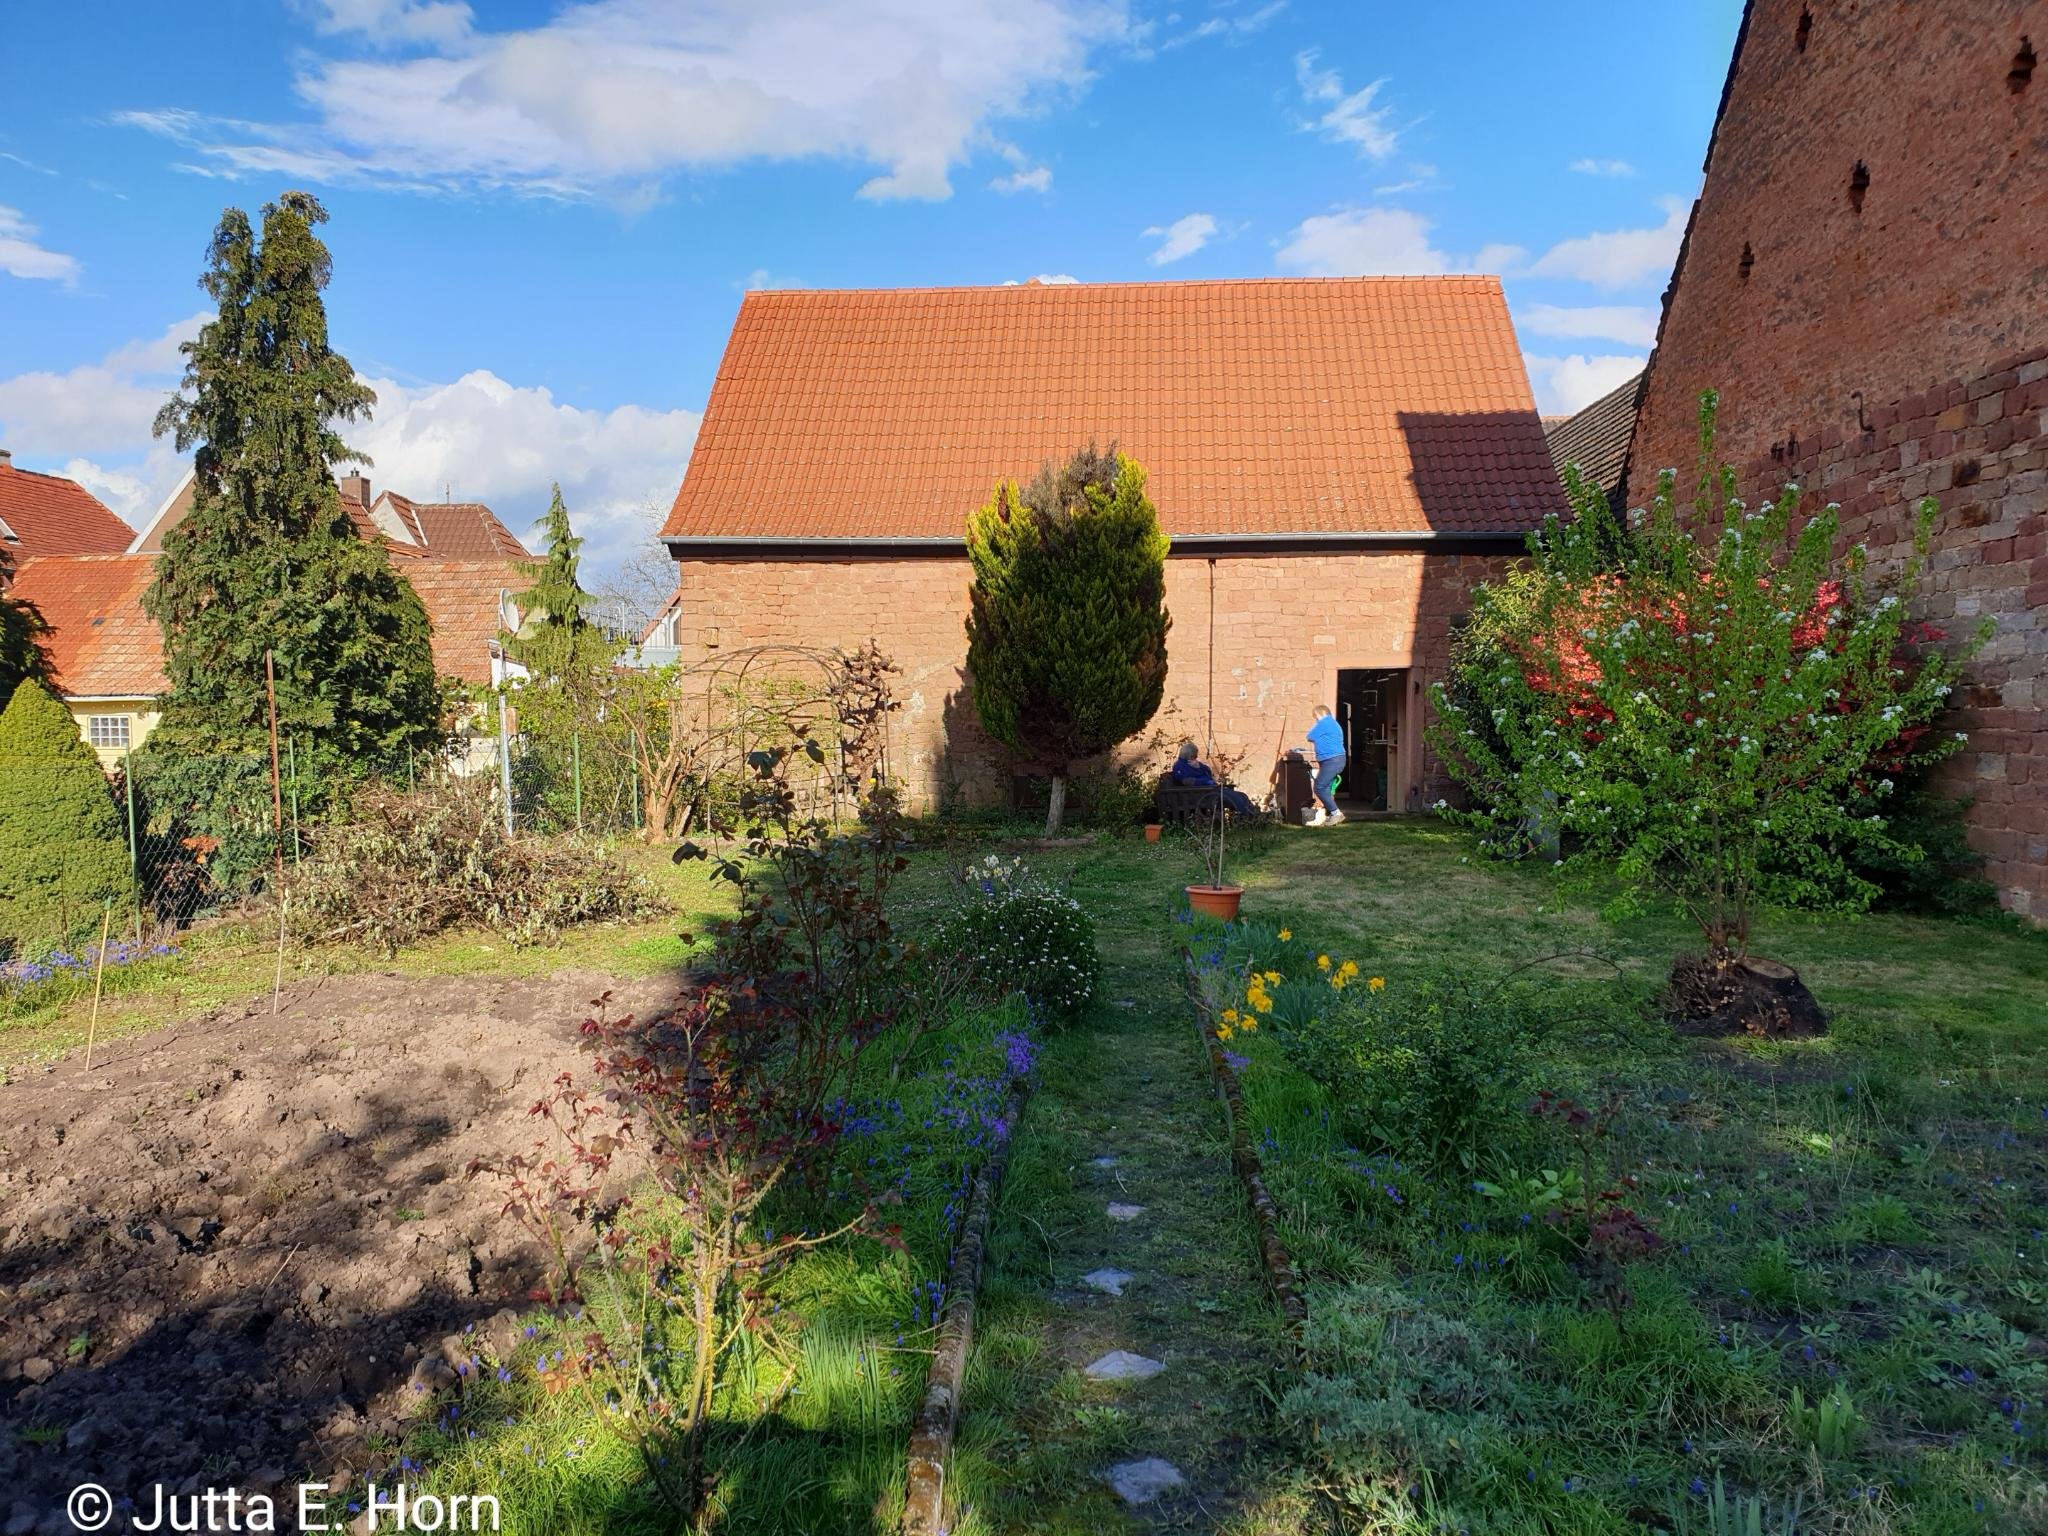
[1262, 970, 1283, 985]
[1240, 1016, 1258, 1032]
[1216, 1021, 1234, 1041]
[1222, 1008, 1240, 1025]
[1278, 928, 1292, 941]
[1368, 976, 1386, 992]
[1339, 959, 1359, 978]
[1317, 954, 1331, 971]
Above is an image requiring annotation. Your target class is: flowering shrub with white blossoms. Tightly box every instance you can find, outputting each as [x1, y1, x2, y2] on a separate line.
[1428, 392, 1986, 958]
[943, 853, 1101, 1022]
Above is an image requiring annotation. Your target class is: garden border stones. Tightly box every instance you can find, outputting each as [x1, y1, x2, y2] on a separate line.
[902, 1080, 1030, 1535]
[1180, 951, 1307, 1339]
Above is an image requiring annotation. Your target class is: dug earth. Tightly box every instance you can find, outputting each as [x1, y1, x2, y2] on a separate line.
[0, 970, 676, 1531]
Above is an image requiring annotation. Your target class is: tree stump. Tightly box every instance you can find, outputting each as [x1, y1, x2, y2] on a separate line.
[1666, 952, 1827, 1039]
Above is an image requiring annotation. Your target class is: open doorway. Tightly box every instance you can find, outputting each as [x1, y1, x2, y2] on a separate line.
[1335, 668, 1407, 812]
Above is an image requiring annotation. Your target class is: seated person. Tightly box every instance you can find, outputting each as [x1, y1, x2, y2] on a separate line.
[1169, 742, 1260, 817]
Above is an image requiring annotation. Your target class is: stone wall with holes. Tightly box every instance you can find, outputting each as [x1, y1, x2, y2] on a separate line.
[1627, 0, 2048, 917]
[664, 550, 1512, 813]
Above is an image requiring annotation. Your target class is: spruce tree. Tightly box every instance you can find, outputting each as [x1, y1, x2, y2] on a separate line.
[0, 542, 48, 712]
[0, 679, 130, 949]
[965, 444, 1171, 835]
[504, 484, 624, 831]
[145, 191, 442, 774]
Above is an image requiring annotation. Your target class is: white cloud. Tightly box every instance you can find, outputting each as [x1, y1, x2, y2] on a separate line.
[0, 313, 205, 458]
[348, 371, 701, 578]
[1159, 0, 1286, 48]
[1144, 212, 1218, 265]
[1528, 197, 1688, 291]
[991, 165, 1054, 195]
[0, 205, 82, 285]
[1569, 157, 1635, 177]
[1518, 302, 1660, 348]
[0, 317, 698, 578]
[1373, 161, 1439, 196]
[1274, 208, 1523, 279]
[1524, 352, 1645, 415]
[1004, 272, 1079, 285]
[1277, 208, 1443, 276]
[309, 0, 473, 46]
[1294, 50, 1399, 160]
[124, 0, 1127, 205]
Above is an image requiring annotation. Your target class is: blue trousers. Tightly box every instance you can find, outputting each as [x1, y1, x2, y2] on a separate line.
[1313, 753, 1346, 814]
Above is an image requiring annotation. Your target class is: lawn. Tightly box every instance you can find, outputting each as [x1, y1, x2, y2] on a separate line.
[1187, 820, 2048, 1533]
[7, 812, 2043, 1535]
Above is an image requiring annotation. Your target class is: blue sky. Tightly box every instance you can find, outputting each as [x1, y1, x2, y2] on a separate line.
[0, 0, 1742, 586]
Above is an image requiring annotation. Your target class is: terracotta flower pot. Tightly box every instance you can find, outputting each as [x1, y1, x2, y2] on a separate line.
[1186, 884, 1244, 922]
[1144, 823, 1162, 843]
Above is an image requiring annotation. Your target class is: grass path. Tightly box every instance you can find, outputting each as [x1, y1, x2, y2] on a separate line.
[945, 846, 1311, 1534]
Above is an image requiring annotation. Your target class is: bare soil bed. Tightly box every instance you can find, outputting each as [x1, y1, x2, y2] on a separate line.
[0, 968, 679, 1531]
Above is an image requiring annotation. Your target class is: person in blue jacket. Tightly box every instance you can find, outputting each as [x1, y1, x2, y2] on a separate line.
[1304, 705, 1346, 826]
[1171, 742, 1258, 817]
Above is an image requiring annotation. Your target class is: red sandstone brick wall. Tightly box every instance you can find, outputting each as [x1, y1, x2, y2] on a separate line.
[667, 551, 1509, 813]
[1628, 0, 2048, 917]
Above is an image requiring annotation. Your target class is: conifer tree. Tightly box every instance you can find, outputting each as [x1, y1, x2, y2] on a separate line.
[0, 542, 48, 712]
[145, 191, 442, 781]
[965, 444, 1170, 835]
[508, 483, 615, 680]
[0, 679, 130, 948]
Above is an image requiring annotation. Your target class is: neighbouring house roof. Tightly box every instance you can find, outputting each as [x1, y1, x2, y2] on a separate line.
[9, 555, 168, 699]
[402, 559, 537, 685]
[375, 492, 533, 560]
[661, 277, 1566, 546]
[131, 470, 533, 562]
[1544, 372, 1643, 515]
[0, 459, 135, 569]
[12, 552, 534, 699]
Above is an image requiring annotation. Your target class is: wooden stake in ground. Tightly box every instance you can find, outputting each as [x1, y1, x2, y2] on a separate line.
[83, 899, 113, 1073]
[266, 650, 287, 1016]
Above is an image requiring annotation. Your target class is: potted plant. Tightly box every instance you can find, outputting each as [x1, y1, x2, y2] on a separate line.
[1144, 820, 1163, 843]
[1185, 795, 1242, 920]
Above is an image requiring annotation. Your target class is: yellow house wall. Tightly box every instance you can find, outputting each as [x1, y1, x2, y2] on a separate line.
[62, 699, 163, 771]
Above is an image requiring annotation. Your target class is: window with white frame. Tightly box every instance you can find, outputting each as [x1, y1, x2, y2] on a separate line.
[87, 714, 131, 751]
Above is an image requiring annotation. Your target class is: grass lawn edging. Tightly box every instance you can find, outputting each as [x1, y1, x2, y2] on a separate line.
[1180, 947, 1307, 1340]
[902, 1078, 1032, 1535]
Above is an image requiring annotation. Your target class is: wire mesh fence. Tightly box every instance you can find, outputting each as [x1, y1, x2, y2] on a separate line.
[2, 643, 898, 1018]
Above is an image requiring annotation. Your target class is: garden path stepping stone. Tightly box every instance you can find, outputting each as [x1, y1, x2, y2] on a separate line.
[1106, 1458, 1185, 1505]
[1106, 1202, 1145, 1221]
[1090, 1155, 1120, 1169]
[1085, 1350, 1165, 1381]
[1082, 1267, 1134, 1295]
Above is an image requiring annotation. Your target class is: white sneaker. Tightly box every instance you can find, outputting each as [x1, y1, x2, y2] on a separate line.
[1305, 806, 1327, 826]
[1328, 809, 1347, 825]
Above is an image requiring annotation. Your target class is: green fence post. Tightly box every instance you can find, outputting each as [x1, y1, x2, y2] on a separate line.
[124, 743, 141, 943]
[572, 731, 584, 834]
[288, 735, 303, 867]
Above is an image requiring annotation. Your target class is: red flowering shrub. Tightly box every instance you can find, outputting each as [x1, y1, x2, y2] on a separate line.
[1430, 392, 1985, 958]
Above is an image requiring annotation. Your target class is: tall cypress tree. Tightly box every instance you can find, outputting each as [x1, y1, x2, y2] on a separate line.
[507, 483, 612, 678]
[146, 191, 441, 772]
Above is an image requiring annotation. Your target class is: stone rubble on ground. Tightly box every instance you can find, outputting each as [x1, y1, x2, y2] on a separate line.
[1083, 1350, 1165, 1382]
[1081, 1267, 1134, 1295]
[1106, 1202, 1145, 1221]
[1105, 1457, 1186, 1505]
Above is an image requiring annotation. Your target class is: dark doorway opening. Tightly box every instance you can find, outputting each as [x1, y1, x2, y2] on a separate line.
[1336, 668, 1406, 812]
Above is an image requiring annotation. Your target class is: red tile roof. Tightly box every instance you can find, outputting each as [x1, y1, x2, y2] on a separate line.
[393, 559, 536, 685]
[9, 555, 167, 699]
[0, 461, 135, 566]
[661, 277, 1565, 543]
[381, 493, 533, 559]
[11, 554, 535, 698]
